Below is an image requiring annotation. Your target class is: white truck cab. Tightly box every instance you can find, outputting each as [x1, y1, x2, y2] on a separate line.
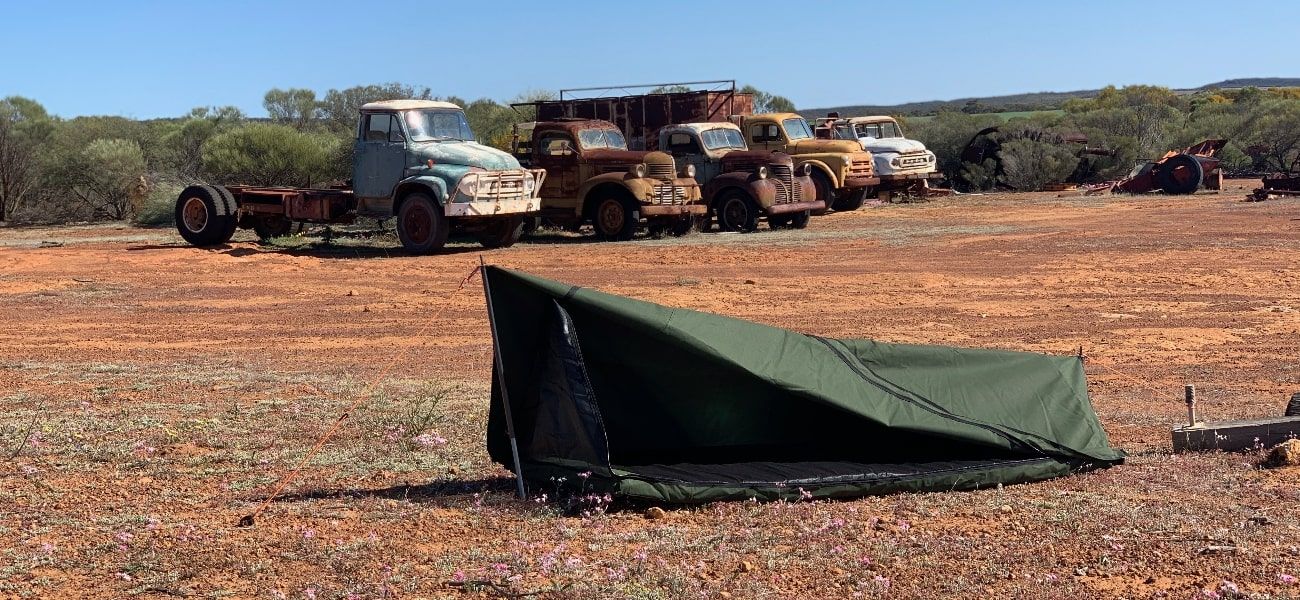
[817, 114, 940, 197]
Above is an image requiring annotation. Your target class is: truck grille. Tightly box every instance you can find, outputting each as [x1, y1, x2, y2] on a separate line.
[898, 153, 929, 169]
[466, 171, 529, 201]
[847, 152, 875, 177]
[771, 165, 800, 204]
[652, 184, 688, 205]
[647, 162, 676, 181]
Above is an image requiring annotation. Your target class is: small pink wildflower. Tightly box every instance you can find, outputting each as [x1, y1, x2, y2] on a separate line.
[302, 528, 315, 540]
[451, 570, 466, 583]
[797, 487, 813, 501]
[1219, 580, 1239, 594]
[1280, 573, 1297, 585]
[578, 471, 591, 480]
[116, 572, 132, 581]
[872, 575, 891, 589]
[858, 556, 872, 566]
[146, 517, 160, 531]
[634, 550, 648, 562]
[491, 562, 510, 575]
[303, 587, 317, 600]
[40, 542, 55, 555]
[411, 433, 446, 449]
[20, 465, 39, 476]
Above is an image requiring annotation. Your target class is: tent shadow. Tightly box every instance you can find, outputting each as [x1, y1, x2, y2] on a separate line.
[266, 476, 519, 506]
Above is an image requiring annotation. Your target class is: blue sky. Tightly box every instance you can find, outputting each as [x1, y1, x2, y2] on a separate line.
[2, 0, 1297, 118]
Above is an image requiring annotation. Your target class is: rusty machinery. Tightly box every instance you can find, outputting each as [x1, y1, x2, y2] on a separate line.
[1113, 139, 1226, 195]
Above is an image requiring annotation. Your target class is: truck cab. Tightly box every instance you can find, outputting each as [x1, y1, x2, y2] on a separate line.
[818, 115, 939, 198]
[354, 100, 545, 252]
[512, 119, 705, 241]
[735, 113, 878, 212]
[659, 123, 821, 231]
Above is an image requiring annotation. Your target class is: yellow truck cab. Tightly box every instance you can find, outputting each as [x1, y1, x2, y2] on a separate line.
[735, 113, 878, 211]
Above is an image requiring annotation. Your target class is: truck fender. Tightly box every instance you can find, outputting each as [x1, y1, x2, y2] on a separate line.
[706, 173, 770, 209]
[392, 175, 449, 213]
[578, 173, 639, 218]
[798, 160, 839, 188]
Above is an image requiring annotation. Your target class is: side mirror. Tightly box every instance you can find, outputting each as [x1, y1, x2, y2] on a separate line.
[388, 129, 405, 143]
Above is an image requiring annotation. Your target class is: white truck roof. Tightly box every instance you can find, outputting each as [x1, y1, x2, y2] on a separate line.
[360, 99, 461, 111]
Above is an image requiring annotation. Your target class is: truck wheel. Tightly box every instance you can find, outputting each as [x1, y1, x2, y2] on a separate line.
[252, 216, 304, 240]
[476, 217, 525, 249]
[1156, 154, 1203, 195]
[790, 210, 811, 229]
[592, 195, 639, 241]
[396, 192, 449, 254]
[175, 185, 236, 247]
[1286, 392, 1300, 417]
[832, 188, 867, 211]
[809, 170, 834, 214]
[716, 191, 759, 232]
[669, 215, 705, 237]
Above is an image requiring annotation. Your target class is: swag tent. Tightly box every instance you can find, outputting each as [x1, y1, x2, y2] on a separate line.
[484, 267, 1123, 503]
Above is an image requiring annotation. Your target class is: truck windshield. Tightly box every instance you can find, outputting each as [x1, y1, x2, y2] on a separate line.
[700, 128, 746, 150]
[783, 118, 814, 140]
[577, 128, 628, 150]
[857, 122, 901, 139]
[403, 109, 475, 142]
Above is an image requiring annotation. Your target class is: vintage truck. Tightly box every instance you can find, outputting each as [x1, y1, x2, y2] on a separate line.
[817, 114, 940, 199]
[511, 119, 705, 240]
[174, 99, 545, 254]
[734, 113, 878, 212]
[658, 122, 820, 231]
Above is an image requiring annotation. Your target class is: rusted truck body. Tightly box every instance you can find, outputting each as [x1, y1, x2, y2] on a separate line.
[1114, 139, 1225, 195]
[512, 119, 705, 240]
[735, 113, 878, 212]
[522, 81, 753, 151]
[658, 122, 820, 231]
[174, 100, 545, 254]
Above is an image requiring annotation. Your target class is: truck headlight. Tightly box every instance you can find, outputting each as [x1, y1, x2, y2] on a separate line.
[927, 152, 936, 163]
[629, 164, 647, 178]
[799, 163, 812, 177]
[523, 172, 536, 196]
[681, 164, 696, 178]
[756, 166, 768, 180]
[891, 157, 902, 168]
[458, 175, 479, 198]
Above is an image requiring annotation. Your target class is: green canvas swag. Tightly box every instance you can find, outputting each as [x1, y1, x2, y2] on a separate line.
[484, 266, 1123, 504]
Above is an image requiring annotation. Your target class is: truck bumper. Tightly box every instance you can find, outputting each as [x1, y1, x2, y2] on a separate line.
[842, 175, 881, 189]
[767, 200, 825, 215]
[445, 198, 540, 218]
[641, 204, 708, 217]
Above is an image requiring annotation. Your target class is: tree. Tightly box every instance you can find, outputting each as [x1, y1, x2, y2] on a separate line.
[740, 85, 795, 114]
[202, 123, 343, 187]
[264, 88, 318, 130]
[998, 138, 1080, 191]
[160, 106, 245, 181]
[316, 83, 432, 134]
[0, 97, 54, 221]
[46, 138, 148, 220]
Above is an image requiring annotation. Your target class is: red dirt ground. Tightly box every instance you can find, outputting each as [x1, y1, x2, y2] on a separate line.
[2, 181, 1298, 599]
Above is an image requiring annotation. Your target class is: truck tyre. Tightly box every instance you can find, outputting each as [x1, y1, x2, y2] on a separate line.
[396, 192, 449, 254]
[832, 188, 868, 211]
[1286, 392, 1300, 417]
[592, 194, 639, 241]
[252, 215, 304, 240]
[769, 210, 812, 230]
[1156, 154, 1203, 195]
[175, 185, 236, 247]
[716, 191, 759, 233]
[210, 185, 240, 241]
[809, 170, 834, 214]
[669, 215, 706, 237]
[476, 217, 526, 249]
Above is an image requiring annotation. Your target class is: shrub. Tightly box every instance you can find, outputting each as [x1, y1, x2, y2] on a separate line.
[997, 138, 1080, 191]
[202, 123, 344, 187]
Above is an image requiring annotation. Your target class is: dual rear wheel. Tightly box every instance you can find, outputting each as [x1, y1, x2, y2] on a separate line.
[175, 185, 238, 247]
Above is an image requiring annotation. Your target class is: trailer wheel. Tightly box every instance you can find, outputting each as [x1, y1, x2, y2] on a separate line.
[396, 192, 449, 254]
[252, 216, 304, 240]
[476, 217, 525, 249]
[832, 187, 868, 211]
[175, 185, 236, 247]
[592, 195, 639, 241]
[1156, 154, 1203, 195]
[1286, 392, 1300, 417]
[716, 191, 759, 232]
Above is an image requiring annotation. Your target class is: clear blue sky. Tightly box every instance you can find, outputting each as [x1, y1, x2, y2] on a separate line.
[3, 0, 1297, 118]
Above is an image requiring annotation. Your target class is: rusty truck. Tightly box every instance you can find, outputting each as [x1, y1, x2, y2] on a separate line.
[511, 119, 705, 240]
[658, 122, 820, 231]
[174, 100, 545, 254]
[736, 113, 878, 212]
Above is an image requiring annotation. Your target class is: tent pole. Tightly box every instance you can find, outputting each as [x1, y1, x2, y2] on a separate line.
[480, 256, 528, 500]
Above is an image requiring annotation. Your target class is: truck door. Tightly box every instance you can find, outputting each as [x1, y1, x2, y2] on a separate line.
[748, 122, 784, 152]
[354, 113, 407, 200]
[665, 131, 712, 181]
[533, 132, 578, 209]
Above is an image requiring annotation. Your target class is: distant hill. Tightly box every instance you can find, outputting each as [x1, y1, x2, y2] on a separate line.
[803, 78, 1300, 118]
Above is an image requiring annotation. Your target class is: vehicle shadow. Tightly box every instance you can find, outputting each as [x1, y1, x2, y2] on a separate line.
[126, 242, 489, 259]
